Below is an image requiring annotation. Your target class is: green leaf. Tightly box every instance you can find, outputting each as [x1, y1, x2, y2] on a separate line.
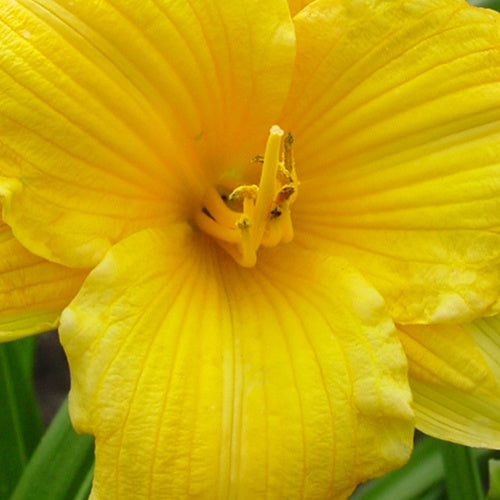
[15, 336, 36, 380]
[0, 337, 43, 499]
[419, 485, 446, 500]
[440, 441, 484, 500]
[351, 436, 445, 500]
[487, 460, 500, 500]
[72, 463, 94, 500]
[352, 436, 495, 500]
[10, 398, 94, 500]
[468, 0, 500, 11]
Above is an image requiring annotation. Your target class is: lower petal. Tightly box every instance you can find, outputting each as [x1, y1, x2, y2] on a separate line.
[60, 226, 414, 499]
[0, 220, 86, 341]
[398, 316, 500, 448]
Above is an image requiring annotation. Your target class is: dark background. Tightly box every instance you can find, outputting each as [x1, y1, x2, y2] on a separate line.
[34, 331, 69, 427]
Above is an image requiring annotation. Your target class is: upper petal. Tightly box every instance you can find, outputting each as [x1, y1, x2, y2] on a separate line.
[0, 0, 295, 268]
[60, 227, 413, 499]
[398, 316, 500, 448]
[0, 220, 86, 341]
[283, 0, 500, 323]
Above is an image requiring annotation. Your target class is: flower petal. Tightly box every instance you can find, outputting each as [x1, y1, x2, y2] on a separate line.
[0, 220, 86, 341]
[0, 0, 295, 268]
[288, 0, 315, 17]
[398, 316, 500, 448]
[60, 227, 414, 499]
[284, 0, 500, 323]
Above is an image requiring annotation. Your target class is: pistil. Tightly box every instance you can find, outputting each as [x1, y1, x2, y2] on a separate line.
[252, 125, 284, 247]
[196, 125, 299, 267]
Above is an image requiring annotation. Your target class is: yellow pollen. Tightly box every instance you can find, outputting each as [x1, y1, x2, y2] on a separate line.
[196, 125, 299, 267]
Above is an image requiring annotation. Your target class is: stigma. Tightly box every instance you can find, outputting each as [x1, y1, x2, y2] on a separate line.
[195, 125, 299, 267]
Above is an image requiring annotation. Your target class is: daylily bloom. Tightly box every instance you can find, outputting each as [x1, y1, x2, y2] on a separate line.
[0, 0, 499, 497]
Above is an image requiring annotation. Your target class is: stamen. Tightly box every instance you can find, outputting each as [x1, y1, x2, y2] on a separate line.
[197, 125, 299, 267]
[203, 187, 241, 227]
[236, 216, 256, 267]
[284, 133, 294, 172]
[194, 210, 241, 244]
[229, 185, 258, 227]
[228, 185, 259, 204]
[216, 240, 253, 267]
[276, 185, 295, 205]
[280, 201, 294, 242]
[243, 196, 255, 221]
[261, 216, 282, 248]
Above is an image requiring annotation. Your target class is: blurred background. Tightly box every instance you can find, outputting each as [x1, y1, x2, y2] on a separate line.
[34, 331, 69, 427]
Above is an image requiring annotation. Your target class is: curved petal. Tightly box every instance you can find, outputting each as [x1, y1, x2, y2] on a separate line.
[288, 0, 315, 17]
[0, 220, 86, 341]
[398, 316, 500, 448]
[0, 0, 295, 268]
[60, 227, 413, 499]
[284, 0, 500, 323]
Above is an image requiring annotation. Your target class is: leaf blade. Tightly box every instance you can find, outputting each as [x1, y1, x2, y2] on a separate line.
[10, 398, 94, 500]
[0, 338, 42, 498]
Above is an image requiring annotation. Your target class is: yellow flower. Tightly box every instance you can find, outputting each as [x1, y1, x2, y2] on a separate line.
[0, 0, 499, 498]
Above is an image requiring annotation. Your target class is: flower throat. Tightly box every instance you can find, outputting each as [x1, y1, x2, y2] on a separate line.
[195, 125, 299, 267]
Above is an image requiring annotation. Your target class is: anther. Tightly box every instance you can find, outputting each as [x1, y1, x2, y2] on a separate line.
[270, 206, 282, 219]
[276, 185, 295, 204]
[228, 185, 259, 203]
[284, 133, 294, 169]
[237, 216, 251, 229]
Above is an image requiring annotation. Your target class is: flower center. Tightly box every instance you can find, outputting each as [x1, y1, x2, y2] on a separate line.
[195, 125, 299, 267]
